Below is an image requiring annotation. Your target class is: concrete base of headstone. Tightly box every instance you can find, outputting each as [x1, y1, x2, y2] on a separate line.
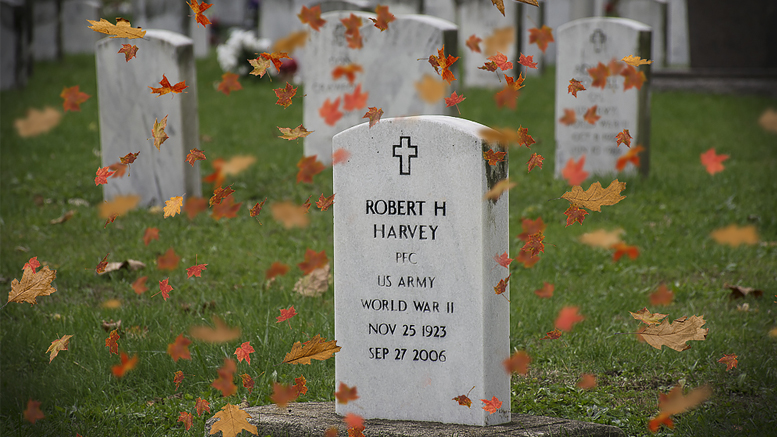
[204, 402, 626, 436]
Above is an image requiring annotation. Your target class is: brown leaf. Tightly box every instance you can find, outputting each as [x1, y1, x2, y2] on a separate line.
[209, 403, 257, 437]
[629, 307, 668, 325]
[8, 266, 57, 305]
[578, 228, 624, 248]
[726, 284, 763, 299]
[189, 316, 241, 343]
[282, 334, 341, 365]
[710, 224, 759, 247]
[293, 264, 331, 297]
[87, 17, 145, 39]
[639, 315, 708, 351]
[14, 107, 62, 138]
[561, 179, 626, 212]
[49, 210, 75, 225]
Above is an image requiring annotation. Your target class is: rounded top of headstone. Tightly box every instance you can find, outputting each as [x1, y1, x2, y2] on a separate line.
[97, 28, 194, 49]
[558, 16, 653, 34]
[333, 115, 500, 144]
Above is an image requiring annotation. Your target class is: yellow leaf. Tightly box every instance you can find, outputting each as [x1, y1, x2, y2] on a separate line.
[621, 55, 653, 67]
[149, 115, 169, 150]
[483, 178, 515, 201]
[208, 404, 257, 437]
[87, 17, 146, 39]
[164, 196, 183, 218]
[282, 334, 341, 365]
[629, 307, 668, 325]
[272, 30, 308, 53]
[14, 107, 62, 138]
[483, 26, 514, 57]
[46, 334, 73, 363]
[758, 108, 777, 134]
[278, 125, 313, 140]
[578, 228, 624, 248]
[221, 155, 256, 176]
[9, 266, 57, 305]
[415, 74, 447, 104]
[639, 315, 708, 351]
[248, 57, 273, 77]
[561, 179, 626, 212]
[710, 224, 759, 247]
[98, 195, 140, 219]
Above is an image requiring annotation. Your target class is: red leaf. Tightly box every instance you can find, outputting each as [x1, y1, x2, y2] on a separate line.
[564, 205, 589, 227]
[341, 14, 364, 49]
[184, 196, 208, 220]
[559, 108, 576, 126]
[186, 263, 208, 278]
[487, 52, 513, 71]
[143, 227, 159, 246]
[23, 257, 40, 273]
[316, 193, 335, 211]
[234, 341, 255, 364]
[555, 306, 585, 331]
[298, 5, 326, 31]
[298, 249, 328, 274]
[111, 351, 138, 377]
[568, 78, 586, 97]
[528, 25, 553, 53]
[241, 373, 255, 393]
[527, 153, 544, 172]
[621, 65, 646, 91]
[369, 5, 395, 31]
[700, 148, 729, 175]
[717, 354, 738, 371]
[118, 44, 138, 62]
[332, 148, 351, 165]
[296, 155, 325, 183]
[466, 34, 482, 52]
[210, 184, 235, 206]
[132, 276, 148, 294]
[521, 231, 545, 257]
[518, 53, 537, 69]
[178, 411, 193, 430]
[250, 198, 267, 218]
[24, 399, 45, 424]
[266, 261, 290, 280]
[105, 329, 120, 355]
[271, 382, 299, 407]
[95, 166, 116, 185]
[96, 253, 109, 274]
[344, 412, 364, 430]
[650, 284, 674, 306]
[149, 74, 188, 97]
[276, 306, 298, 324]
[319, 97, 344, 126]
[587, 62, 610, 89]
[503, 350, 531, 375]
[195, 397, 211, 416]
[274, 82, 298, 108]
[516, 125, 535, 147]
[542, 328, 562, 339]
[615, 129, 632, 148]
[363, 107, 384, 128]
[611, 242, 639, 262]
[483, 149, 506, 165]
[187, 0, 212, 27]
[61, 85, 90, 111]
[157, 248, 180, 270]
[616, 145, 645, 171]
[534, 282, 554, 298]
[167, 333, 192, 361]
[218, 72, 242, 95]
[174, 370, 184, 390]
[159, 278, 173, 300]
[493, 252, 513, 268]
[583, 105, 600, 125]
[211, 195, 242, 220]
[561, 155, 589, 186]
[517, 217, 546, 241]
[481, 396, 502, 414]
[577, 373, 597, 389]
[343, 84, 368, 111]
[335, 382, 359, 404]
[186, 148, 206, 166]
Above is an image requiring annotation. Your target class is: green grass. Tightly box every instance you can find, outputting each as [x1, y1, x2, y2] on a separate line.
[1, 52, 776, 437]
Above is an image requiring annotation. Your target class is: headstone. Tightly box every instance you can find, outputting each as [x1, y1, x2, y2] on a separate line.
[32, 0, 61, 61]
[422, 0, 456, 23]
[458, 0, 519, 88]
[62, 0, 101, 54]
[332, 115, 510, 425]
[1, 0, 33, 90]
[258, 0, 308, 43]
[554, 18, 652, 179]
[316, 0, 372, 13]
[301, 12, 458, 165]
[212, 0, 248, 27]
[614, 0, 667, 69]
[132, 0, 187, 35]
[96, 30, 202, 206]
[666, 0, 689, 67]
[377, 0, 420, 15]
[189, 16, 209, 58]
[520, 0, 544, 76]
[543, 0, 597, 66]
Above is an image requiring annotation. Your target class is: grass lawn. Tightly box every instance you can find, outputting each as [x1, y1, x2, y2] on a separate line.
[1, 51, 776, 437]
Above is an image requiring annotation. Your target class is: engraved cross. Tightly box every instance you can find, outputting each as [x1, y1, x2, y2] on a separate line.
[393, 136, 417, 176]
[590, 29, 606, 53]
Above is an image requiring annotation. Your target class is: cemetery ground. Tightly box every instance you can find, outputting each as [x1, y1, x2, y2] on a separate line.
[1, 53, 776, 437]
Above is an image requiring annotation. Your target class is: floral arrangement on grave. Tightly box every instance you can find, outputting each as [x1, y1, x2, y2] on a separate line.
[216, 29, 272, 76]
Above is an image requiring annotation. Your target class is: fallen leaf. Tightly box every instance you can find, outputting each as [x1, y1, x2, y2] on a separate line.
[106, 330, 120, 354]
[757, 108, 777, 133]
[639, 315, 708, 351]
[24, 399, 44, 424]
[542, 329, 562, 340]
[576, 374, 597, 390]
[157, 248, 180, 270]
[612, 242, 639, 262]
[209, 404, 258, 437]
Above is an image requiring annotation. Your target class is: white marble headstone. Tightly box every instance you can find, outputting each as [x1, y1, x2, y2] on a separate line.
[132, 0, 187, 35]
[543, 0, 598, 66]
[32, 0, 60, 61]
[666, 0, 689, 67]
[520, 0, 544, 77]
[554, 18, 652, 179]
[422, 0, 456, 23]
[333, 115, 510, 426]
[96, 30, 202, 207]
[614, 0, 667, 69]
[62, 0, 101, 54]
[457, 0, 519, 88]
[301, 12, 457, 165]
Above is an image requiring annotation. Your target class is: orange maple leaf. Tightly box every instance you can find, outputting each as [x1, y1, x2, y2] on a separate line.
[577, 374, 597, 389]
[187, 0, 212, 27]
[527, 153, 544, 172]
[319, 97, 344, 126]
[428, 45, 459, 84]
[515, 249, 540, 268]
[131, 276, 147, 294]
[186, 148, 206, 166]
[106, 329, 120, 355]
[46, 334, 73, 362]
[149, 74, 188, 97]
[266, 262, 290, 280]
[95, 166, 116, 185]
[271, 382, 299, 407]
[195, 397, 210, 416]
[561, 155, 589, 185]
[317, 193, 335, 211]
[648, 385, 711, 432]
[274, 82, 298, 108]
[241, 373, 255, 393]
[332, 148, 351, 165]
[234, 341, 255, 364]
[61, 85, 90, 112]
[261, 51, 291, 72]
[178, 411, 193, 430]
[587, 62, 610, 89]
[167, 333, 192, 361]
[158, 278, 174, 300]
[542, 328, 563, 340]
[341, 14, 364, 49]
[616, 145, 645, 171]
[174, 370, 185, 390]
[186, 263, 207, 278]
[344, 412, 364, 430]
[700, 148, 729, 175]
[294, 375, 308, 395]
[718, 354, 738, 371]
[211, 359, 238, 397]
[564, 205, 589, 227]
[343, 84, 369, 112]
[650, 284, 674, 306]
[615, 129, 632, 148]
[298, 249, 328, 275]
[296, 155, 325, 183]
[503, 350, 531, 375]
[494, 252, 513, 268]
[493, 274, 511, 300]
[210, 184, 235, 207]
[142, 227, 159, 246]
[217, 72, 242, 95]
[528, 25, 553, 53]
[483, 149, 506, 165]
[184, 196, 207, 219]
[211, 195, 242, 220]
[621, 65, 646, 91]
[332, 64, 363, 84]
[190, 316, 241, 343]
[494, 85, 520, 109]
[335, 382, 359, 404]
[568, 78, 586, 97]
[298, 5, 326, 31]
[555, 306, 585, 331]
[521, 231, 545, 257]
[583, 105, 600, 125]
[516, 125, 535, 147]
[111, 351, 138, 377]
[157, 247, 180, 270]
[363, 107, 384, 128]
[517, 217, 546, 241]
[117, 44, 138, 62]
[445, 91, 466, 114]
[481, 396, 502, 414]
[534, 282, 554, 298]
[466, 34, 482, 52]
[369, 5, 395, 31]
[612, 242, 639, 261]
[518, 53, 537, 69]
[24, 399, 44, 424]
[488, 52, 513, 71]
[559, 108, 576, 126]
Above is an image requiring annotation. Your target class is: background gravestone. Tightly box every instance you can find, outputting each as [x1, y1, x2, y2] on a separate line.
[665, 0, 689, 67]
[62, 0, 101, 54]
[333, 115, 510, 426]
[32, 0, 61, 61]
[614, 0, 667, 69]
[1, 0, 33, 90]
[422, 0, 456, 23]
[301, 11, 458, 165]
[132, 0, 187, 35]
[458, 0, 519, 88]
[96, 30, 201, 207]
[520, 0, 544, 76]
[554, 17, 652, 179]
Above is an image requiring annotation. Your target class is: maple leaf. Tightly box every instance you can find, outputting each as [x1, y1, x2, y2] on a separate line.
[149, 115, 169, 150]
[24, 399, 44, 424]
[234, 341, 255, 364]
[195, 397, 210, 416]
[516, 125, 535, 148]
[615, 129, 632, 148]
[534, 282, 554, 298]
[271, 382, 299, 407]
[283, 334, 341, 365]
[87, 17, 145, 39]
[517, 217, 546, 241]
[149, 75, 187, 97]
[428, 45, 459, 84]
[542, 328, 562, 340]
[413, 74, 446, 104]
[515, 249, 540, 268]
[23, 257, 41, 274]
[615, 144, 644, 171]
[317, 193, 335, 211]
[190, 315, 241, 343]
[271, 201, 310, 229]
[187, 0, 212, 27]
[650, 284, 674, 306]
[559, 108, 577, 126]
[481, 396, 502, 414]
[211, 358, 238, 397]
[344, 413, 364, 431]
[555, 306, 585, 331]
[561, 179, 626, 212]
[298, 5, 326, 31]
[260, 51, 291, 72]
[158, 278, 174, 300]
[445, 91, 466, 114]
[639, 315, 708, 351]
[95, 253, 109, 274]
[332, 64, 363, 84]
[172, 370, 185, 391]
[107, 162, 126, 179]
[493, 274, 510, 298]
[335, 382, 359, 404]
[528, 25, 553, 53]
[175, 411, 193, 431]
[489, 52, 513, 71]
[266, 262, 290, 280]
[518, 53, 537, 69]
[210, 404, 258, 437]
[161, 196, 182, 218]
[182, 148, 206, 167]
[274, 82, 298, 108]
[622, 55, 652, 67]
[250, 198, 267, 221]
[319, 97, 343, 126]
[111, 351, 138, 377]
[494, 252, 513, 268]
[363, 107, 384, 128]
[718, 354, 738, 371]
[503, 350, 531, 375]
[167, 333, 192, 361]
[344, 84, 369, 112]
[483, 149, 506, 165]
[700, 148, 729, 175]
[187, 263, 207, 278]
[248, 56, 273, 78]
[210, 184, 235, 207]
[565, 205, 589, 225]
[273, 31, 308, 54]
[620, 65, 646, 91]
[211, 195, 242, 220]
[612, 242, 639, 262]
[648, 385, 711, 432]
[46, 334, 73, 362]
[106, 329, 120, 354]
[157, 248, 180, 270]
[630, 307, 668, 325]
[217, 72, 242, 95]
[577, 374, 597, 390]
[483, 178, 516, 201]
[141, 227, 159, 246]
[296, 155, 325, 183]
[710, 224, 759, 247]
[294, 375, 308, 395]
[521, 231, 545, 257]
[118, 44, 138, 62]
[298, 248, 328, 275]
[526, 153, 544, 173]
[99, 195, 140, 219]
[14, 106, 62, 138]
[583, 105, 600, 125]
[278, 125, 313, 141]
[466, 34, 482, 52]
[369, 5, 395, 31]
[241, 373, 255, 393]
[95, 166, 115, 185]
[184, 196, 207, 219]
[120, 151, 139, 167]
[587, 62, 610, 89]
[132, 276, 148, 294]
[568, 79, 586, 97]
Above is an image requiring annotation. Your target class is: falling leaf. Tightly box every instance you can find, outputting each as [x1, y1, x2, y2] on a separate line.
[271, 382, 299, 407]
[241, 373, 255, 393]
[561, 156, 589, 185]
[415, 74, 447, 104]
[195, 398, 210, 416]
[118, 44, 138, 62]
[149, 115, 169, 150]
[445, 91, 466, 114]
[266, 262, 290, 280]
[294, 375, 308, 395]
[60, 86, 90, 113]
[278, 125, 313, 140]
[612, 242, 639, 262]
[576, 374, 597, 390]
[363, 107, 383, 128]
[132, 276, 148, 294]
[518, 53, 537, 69]
[615, 129, 632, 148]
[111, 351, 139, 377]
[727, 284, 764, 299]
[494, 252, 513, 268]
[274, 82, 298, 108]
[105, 329, 120, 355]
[648, 385, 711, 432]
[187, 0, 212, 27]
[9, 266, 57, 305]
[177, 411, 193, 430]
[250, 198, 267, 220]
[521, 232, 545, 257]
[483, 178, 515, 201]
[559, 108, 577, 126]
[718, 354, 738, 371]
[248, 56, 273, 77]
[561, 179, 626, 212]
[14, 106, 62, 138]
[167, 334, 192, 361]
[218, 72, 242, 95]
[332, 148, 351, 166]
[483, 149, 506, 165]
[583, 105, 601, 125]
[621, 65, 646, 91]
[296, 156, 325, 183]
[46, 334, 73, 362]
[568, 79, 586, 97]
[564, 205, 589, 227]
[369, 5, 395, 31]
[534, 282, 554, 298]
[210, 185, 235, 207]
[209, 404, 258, 437]
[616, 145, 644, 171]
[98, 195, 140, 219]
[87, 17, 145, 39]
[158, 278, 173, 300]
[24, 399, 44, 424]
[271, 201, 310, 229]
[493, 274, 510, 298]
[579, 228, 624, 248]
[211, 359, 238, 397]
[164, 196, 183, 218]
[344, 412, 364, 431]
[234, 341, 255, 364]
[318, 97, 344, 126]
[316, 193, 335, 211]
[298, 248, 328, 275]
[700, 148, 729, 175]
[555, 306, 585, 331]
[149, 75, 187, 97]
[184, 196, 208, 219]
[710, 224, 759, 247]
[466, 34, 482, 52]
[481, 396, 502, 414]
[757, 108, 777, 133]
[211, 195, 242, 220]
[94, 167, 116, 185]
[503, 350, 531, 375]
[298, 5, 326, 31]
[189, 315, 241, 343]
[335, 382, 359, 404]
[282, 334, 341, 365]
[517, 217, 545, 241]
[341, 13, 364, 49]
[332, 64, 363, 84]
[23, 257, 41, 273]
[528, 25, 553, 53]
[157, 248, 180, 270]
[650, 284, 674, 306]
[186, 263, 207, 278]
[542, 329, 562, 340]
[428, 45, 459, 84]
[587, 62, 609, 89]
[622, 55, 652, 67]
[630, 307, 668, 325]
[639, 315, 708, 351]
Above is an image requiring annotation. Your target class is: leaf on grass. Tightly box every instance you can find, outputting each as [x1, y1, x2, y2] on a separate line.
[700, 147, 729, 175]
[157, 248, 180, 270]
[576, 374, 597, 389]
[639, 315, 708, 351]
[234, 341, 255, 364]
[542, 328, 562, 340]
[718, 354, 738, 371]
[209, 404, 257, 437]
[9, 266, 57, 305]
[178, 411, 193, 430]
[24, 399, 44, 424]
[727, 284, 763, 299]
[167, 333, 192, 361]
[196, 397, 211, 416]
[282, 334, 341, 364]
[612, 242, 639, 262]
[46, 334, 73, 362]
[132, 276, 148, 294]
